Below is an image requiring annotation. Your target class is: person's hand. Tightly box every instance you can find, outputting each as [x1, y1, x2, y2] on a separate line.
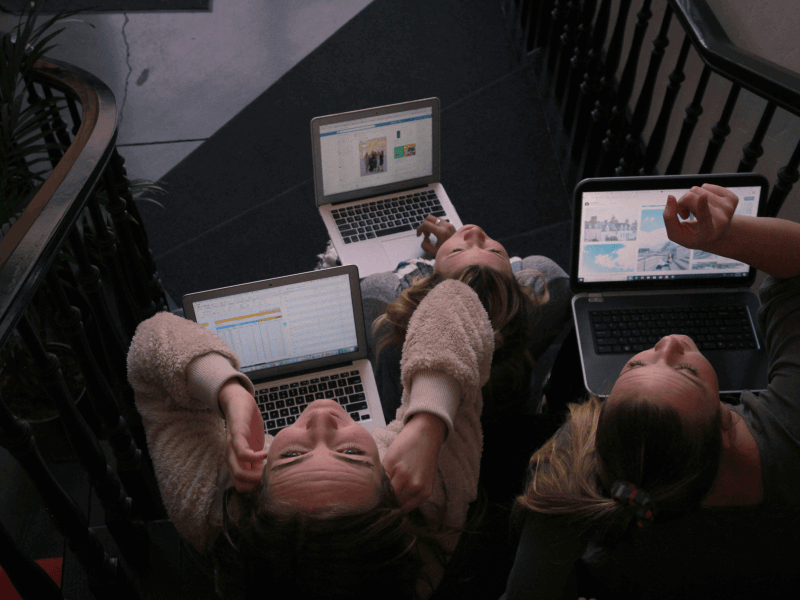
[416, 215, 456, 257]
[218, 380, 268, 493]
[663, 184, 739, 252]
[382, 412, 447, 512]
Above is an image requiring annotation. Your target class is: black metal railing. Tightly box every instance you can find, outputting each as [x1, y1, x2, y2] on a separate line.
[501, 0, 800, 218]
[0, 58, 170, 600]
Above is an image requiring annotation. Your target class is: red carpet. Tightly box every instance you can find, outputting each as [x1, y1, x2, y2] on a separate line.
[0, 557, 62, 599]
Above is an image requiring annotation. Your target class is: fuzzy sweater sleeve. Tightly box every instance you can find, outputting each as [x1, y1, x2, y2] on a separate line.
[370, 280, 494, 597]
[127, 311, 257, 551]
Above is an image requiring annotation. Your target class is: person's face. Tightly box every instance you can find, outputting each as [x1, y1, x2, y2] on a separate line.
[264, 399, 383, 513]
[434, 225, 513, 277]
[609, 334, 720, 428]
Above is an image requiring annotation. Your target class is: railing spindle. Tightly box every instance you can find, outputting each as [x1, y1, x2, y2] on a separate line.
[17, 306, 151, 572]
[639, 34, 692, 175]
[554, 0, 583, 102]
[85, 195, 142, 339]
[562, 0, 598, 132]
[101, 170, 159, 322]
[766, 138, 800, 218]
[46, 269, 165, 520]
[544, 1, 568, 77]
[0, 389, 134, 600]
[569, 0, 612, 160]
[597, 0, 654, 176]
[737, 101, 777, 173]
[107, 150, 168, 313]
[616, 2, 673, 175]
[699, 83, 741, 173]
[0, 519, 64, 600]
[666, 63, 712, 174]
[579, 0, 633, 178]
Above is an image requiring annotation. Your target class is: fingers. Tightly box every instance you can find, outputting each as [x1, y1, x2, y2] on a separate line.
[227, 448, 267, 493]
[416, 215, 453, 238]
[420, 235, 437, 256]
[701, 182, 739, 204]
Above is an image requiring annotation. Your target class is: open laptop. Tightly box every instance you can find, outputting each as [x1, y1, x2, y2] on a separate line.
[311, 98, 464, 278]
[570, 173, 770, 397]
[182, 266, 387, 436]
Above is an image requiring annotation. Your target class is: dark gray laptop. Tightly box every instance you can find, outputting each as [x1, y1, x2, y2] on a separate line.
[570, 173, 770, 397]
[182, 266, 386, 436]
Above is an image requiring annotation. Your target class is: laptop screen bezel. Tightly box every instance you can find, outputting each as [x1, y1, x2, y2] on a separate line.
[570, 173, 769, 293]
[181, 265, 369, 382]
[310, 97, 441, 206]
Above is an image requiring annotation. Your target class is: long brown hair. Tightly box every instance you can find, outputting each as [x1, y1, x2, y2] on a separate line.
[513, 393, 723, 540]
[373, 264, 549, 417]
[212, 471, 488, 600]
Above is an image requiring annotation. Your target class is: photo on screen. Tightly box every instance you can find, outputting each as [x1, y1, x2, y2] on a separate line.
[359, 137, 388, 176]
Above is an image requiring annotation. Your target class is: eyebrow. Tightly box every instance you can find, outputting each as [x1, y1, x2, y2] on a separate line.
[622, 362, 704, 389]
[270, 452, 375, 473]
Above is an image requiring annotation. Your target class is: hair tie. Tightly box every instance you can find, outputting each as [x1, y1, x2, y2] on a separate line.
[610, 481, 655, 528]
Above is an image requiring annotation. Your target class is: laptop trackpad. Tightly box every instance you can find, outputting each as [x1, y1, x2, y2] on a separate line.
[382, 235, 426, 264]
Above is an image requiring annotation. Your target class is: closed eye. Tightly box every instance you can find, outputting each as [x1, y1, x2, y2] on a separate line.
[625, 360, 700, 377]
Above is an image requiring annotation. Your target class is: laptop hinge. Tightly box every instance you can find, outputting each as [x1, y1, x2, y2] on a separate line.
[588, 292, 604, 303]
[250, 360, 355, 386]
[330, 184, 431, 206]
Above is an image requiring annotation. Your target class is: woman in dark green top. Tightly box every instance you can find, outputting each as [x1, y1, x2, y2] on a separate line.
[503, 184, 800, 599]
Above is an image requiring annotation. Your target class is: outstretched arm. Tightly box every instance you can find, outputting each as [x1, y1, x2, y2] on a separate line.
[663, 183, 800, 279]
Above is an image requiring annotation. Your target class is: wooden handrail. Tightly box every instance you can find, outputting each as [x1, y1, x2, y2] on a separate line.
[0, 57, 117, 348]
[671, 0, 800, 118]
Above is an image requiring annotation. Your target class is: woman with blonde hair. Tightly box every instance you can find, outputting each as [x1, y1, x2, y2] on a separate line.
[501, 185, 800, 599]
[129, 273, 495, 599]
[360, 216, 572, 425]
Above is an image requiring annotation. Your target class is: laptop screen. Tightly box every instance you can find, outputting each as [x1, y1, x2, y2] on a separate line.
[576, 184, 762, 285]
[190, 274, 359, 374]
[316, 105, 434, 198]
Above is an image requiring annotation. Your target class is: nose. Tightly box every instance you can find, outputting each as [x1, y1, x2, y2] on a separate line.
[304, 409, 339, 436]
[462, 225, 486, 244]
[653, 335, 685, 363]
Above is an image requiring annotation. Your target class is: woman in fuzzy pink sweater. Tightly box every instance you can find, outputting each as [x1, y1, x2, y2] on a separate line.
[128, 279, 494, 599]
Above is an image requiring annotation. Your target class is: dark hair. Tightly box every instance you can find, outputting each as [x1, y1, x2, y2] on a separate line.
[212, 472, 458, 600]
[513, 394, 724, 541]
[595, 395, 724, 528]
[374, 263, 548, 419]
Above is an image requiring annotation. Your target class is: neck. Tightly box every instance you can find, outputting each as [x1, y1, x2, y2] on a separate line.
[702, 407, 762, 506]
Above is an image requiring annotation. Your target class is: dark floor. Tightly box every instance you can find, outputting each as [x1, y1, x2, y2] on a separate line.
[1, 1, 573, 598]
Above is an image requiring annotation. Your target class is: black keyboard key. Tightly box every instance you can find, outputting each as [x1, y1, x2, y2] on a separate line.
[346, 402, 368, 413]
[376, 224, 412, 237]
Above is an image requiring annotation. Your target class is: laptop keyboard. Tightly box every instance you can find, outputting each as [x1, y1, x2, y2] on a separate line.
[255, 370, 371, 437]
[332, 190, 445, 244]
[591, 305, 758, 354]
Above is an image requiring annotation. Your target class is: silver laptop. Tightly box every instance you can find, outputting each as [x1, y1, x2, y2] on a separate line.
[182, 266, 387, 436]
[570, 173, 770, 397]
[311, 98, 463, 277]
